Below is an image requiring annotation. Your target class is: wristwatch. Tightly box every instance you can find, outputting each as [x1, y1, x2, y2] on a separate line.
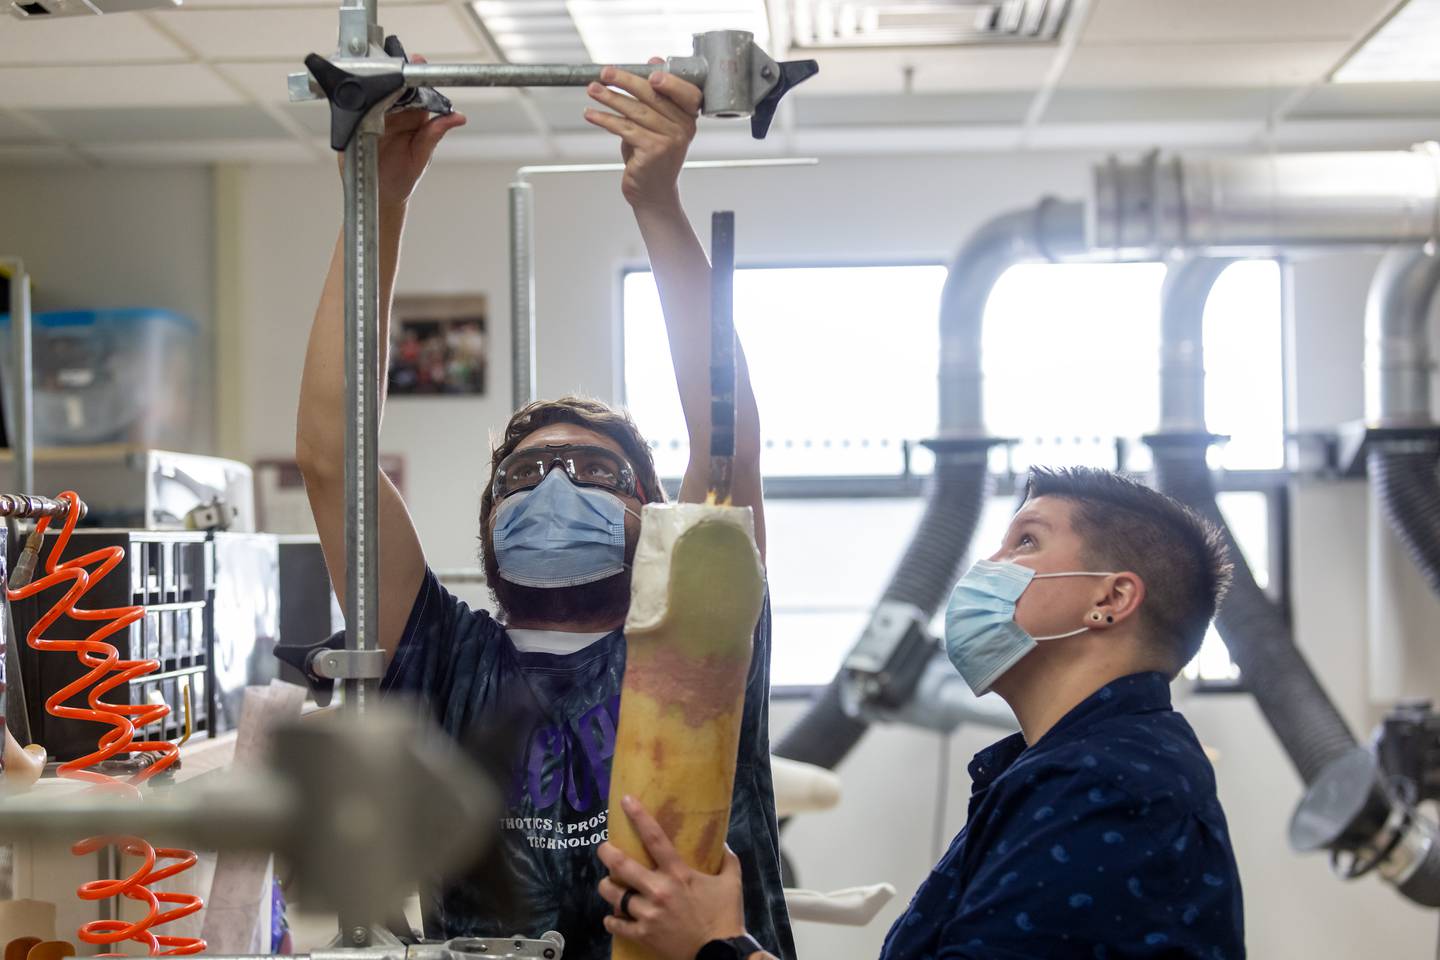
[696, 935, 764, 960]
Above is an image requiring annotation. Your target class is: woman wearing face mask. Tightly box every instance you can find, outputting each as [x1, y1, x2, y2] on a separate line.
[593, 466, 1247, 960]
[296, 66, 794, 960]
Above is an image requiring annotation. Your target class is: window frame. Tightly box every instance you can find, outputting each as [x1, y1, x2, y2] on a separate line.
[621, 260, 1288, 698]
[654, 468, 1288, 697]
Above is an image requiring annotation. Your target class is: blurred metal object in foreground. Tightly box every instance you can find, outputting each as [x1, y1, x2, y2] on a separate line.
[0, 706, 509, 934]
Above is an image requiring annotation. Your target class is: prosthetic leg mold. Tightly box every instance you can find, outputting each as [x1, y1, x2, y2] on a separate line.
[607, 503, 764, 960]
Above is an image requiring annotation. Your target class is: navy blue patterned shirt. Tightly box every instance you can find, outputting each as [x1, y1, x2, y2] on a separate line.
[880, 672, 1244, 960]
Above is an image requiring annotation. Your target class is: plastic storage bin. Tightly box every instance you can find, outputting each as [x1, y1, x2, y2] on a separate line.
[0, 308, 199, 449]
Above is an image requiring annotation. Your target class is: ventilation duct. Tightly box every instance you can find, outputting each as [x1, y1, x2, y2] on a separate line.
[774, 199, 1087, 774]
[1092, 146, 1440, 257]
[1361, 248, 1440, 596]
[1149, 256, 1359, 788]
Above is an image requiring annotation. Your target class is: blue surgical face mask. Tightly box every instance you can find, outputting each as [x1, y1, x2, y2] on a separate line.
[943, 559, 1114, 696]
[492, 468, 642, 588]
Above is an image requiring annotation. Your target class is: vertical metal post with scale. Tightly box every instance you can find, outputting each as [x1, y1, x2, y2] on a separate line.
[280, 0, 817, 949]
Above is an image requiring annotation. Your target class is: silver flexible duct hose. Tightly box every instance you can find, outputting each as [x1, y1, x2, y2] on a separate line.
[1365, 248, 1440, 596]
[1093, 148, 1440, 257]
[1371, 451, 1440, 594]
[1396, 840, 1440, 908]
[774, 200, 1087, 771]
[1151, 256, 1356, 787]
[773, 457, 989, 770]
[1151, 443, 1357, 785]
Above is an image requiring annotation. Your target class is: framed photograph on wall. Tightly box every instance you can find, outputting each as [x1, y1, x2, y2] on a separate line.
[389, 294, 488, 396]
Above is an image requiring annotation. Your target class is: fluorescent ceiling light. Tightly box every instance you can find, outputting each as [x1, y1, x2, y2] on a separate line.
[1334, 0, 1440, 83]
[791, 0, 1069, 49]
[566, 0, 770, 65]
[471, 0, 591, 62]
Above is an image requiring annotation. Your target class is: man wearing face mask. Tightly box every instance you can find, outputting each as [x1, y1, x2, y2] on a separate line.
[590, 466, 1244, 960]
[296, 67, 793, 960]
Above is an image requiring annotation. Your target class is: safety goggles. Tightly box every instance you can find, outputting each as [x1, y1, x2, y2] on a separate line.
[493, 444, 640, 502]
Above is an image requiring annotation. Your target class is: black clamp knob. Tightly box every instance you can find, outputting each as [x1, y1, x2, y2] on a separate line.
[305, 34, 453, 152]
[273, 629, 346, 706]
[751, 59, 819, 139]
[384, 35, 455, 118]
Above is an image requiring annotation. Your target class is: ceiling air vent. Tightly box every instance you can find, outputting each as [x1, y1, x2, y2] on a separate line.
[791, 0, 1070, 49]
[9, 0, 179, 16]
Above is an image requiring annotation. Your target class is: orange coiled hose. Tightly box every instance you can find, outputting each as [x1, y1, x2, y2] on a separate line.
[6, 491, 206, 956]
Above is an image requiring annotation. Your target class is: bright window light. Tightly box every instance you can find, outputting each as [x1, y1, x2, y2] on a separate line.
[1203, 261, 1285, 472]
[1333, 0, 1440, 83]
[567, 0, 770, 64]
[764, 498, 927, 688]
[984, 262, 1166, 471]
[982, 260, 1284, 473]
[623, 264, 947, 478]
[622, 261, 1283, 688]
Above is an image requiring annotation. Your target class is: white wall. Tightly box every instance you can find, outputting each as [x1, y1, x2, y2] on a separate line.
[220, 153, 1100, 571]
[3, 148, 1431, 956]
[216, 153, 1440, 957]
[0, 165, 216, 450]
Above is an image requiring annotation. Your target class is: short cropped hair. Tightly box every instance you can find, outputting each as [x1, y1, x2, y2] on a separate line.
[1023, 466, 1233, 674]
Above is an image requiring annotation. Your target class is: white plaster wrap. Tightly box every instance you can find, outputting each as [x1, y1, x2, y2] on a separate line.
[625, 502, 756, 633]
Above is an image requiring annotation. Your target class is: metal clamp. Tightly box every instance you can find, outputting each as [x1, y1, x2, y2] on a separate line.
[840, 601, 935, 717]
[291, 29, 817, 148]
[0, 492, 84, 520]
[444, 934, 565, 960]
[314, 648, 387, 681]
[274, 629, 385, 706]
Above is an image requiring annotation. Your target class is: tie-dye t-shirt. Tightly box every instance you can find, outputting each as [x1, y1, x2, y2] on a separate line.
[382, 569, 796, 960]
[880, 672, 1244, 960]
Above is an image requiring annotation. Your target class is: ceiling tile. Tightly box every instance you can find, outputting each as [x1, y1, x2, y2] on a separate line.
[33, 104, 288, 141]
[1045, 86, 1300, 122]
[1062, 41, 1353, 88]
[1290, 81, 1440, 118]
[1080, 0, 1398, 44]
[795, 91, 1032, 127]
[0, 63, 246, 108]
[0, 113, 42, 144]
[0, 12, 187, 65]
[528, 87, 600, 131]
[87, 138, 314, 163]
[151, 3, 483, 60]
[444, 96, 536, 134]
[174, 0, 436, 6]
[0, 144, 83, 165]
[212, 60, 303, 103]
[278, 100, 332, 136]
[795, 46, 1054, 95]
[381, 3, 490, 56]
[443, 85, 517, 104]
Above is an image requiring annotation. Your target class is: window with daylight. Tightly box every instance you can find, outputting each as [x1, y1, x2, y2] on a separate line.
[621, 260, 1285, 689]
